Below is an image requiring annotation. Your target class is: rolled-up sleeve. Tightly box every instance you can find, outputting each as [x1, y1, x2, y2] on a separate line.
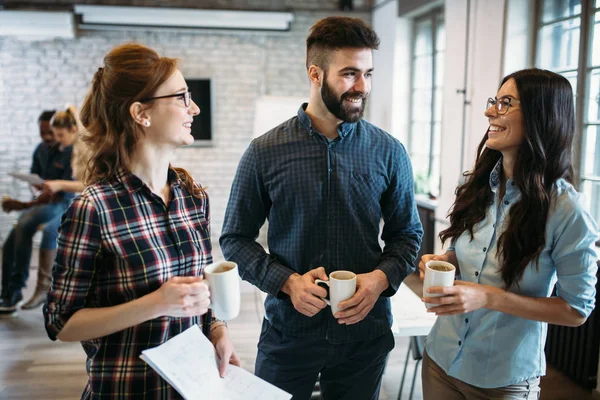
[377, 144, 423, 296]
[551, 193, 599, 318]
[220, 143, 295, 296]
[43, 193, 103, 340]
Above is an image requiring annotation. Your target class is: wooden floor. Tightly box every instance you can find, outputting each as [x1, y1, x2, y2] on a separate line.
[0, 252, 596, 399]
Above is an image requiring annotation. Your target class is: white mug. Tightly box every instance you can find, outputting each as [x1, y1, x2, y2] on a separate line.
[315, 270, 357, 316]
[203, 261, 240, 320]
[423, 260, 456, 309]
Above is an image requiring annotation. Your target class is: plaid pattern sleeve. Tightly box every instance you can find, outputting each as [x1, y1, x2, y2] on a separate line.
[44, 193, 102, 340]
[44, 168, 212, 399]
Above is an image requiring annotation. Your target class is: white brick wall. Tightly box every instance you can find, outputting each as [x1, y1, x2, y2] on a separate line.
[0, 11, 371, 257]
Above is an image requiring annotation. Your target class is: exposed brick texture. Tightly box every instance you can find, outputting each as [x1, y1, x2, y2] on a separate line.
[0, 10, 371, 256]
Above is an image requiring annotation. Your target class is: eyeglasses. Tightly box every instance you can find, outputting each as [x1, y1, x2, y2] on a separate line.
[486, 97, 520, 115]
[140, 91, 192, 107]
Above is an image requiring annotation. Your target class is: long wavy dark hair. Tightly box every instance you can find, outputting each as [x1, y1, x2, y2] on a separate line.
[440, 68, 575, 289]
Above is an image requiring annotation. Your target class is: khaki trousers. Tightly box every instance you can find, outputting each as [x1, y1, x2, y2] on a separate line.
[422, 350, 541, 400]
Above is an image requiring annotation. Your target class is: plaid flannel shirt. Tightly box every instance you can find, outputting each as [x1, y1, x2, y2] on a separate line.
[44, 167, 212, 399]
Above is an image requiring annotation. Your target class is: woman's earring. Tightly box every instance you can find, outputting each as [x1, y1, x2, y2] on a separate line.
[145, 121, 151, 127]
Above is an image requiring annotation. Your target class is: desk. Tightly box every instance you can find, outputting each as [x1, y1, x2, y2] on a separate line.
[390, 283, 437, 400]
[391, 283, 437, 337]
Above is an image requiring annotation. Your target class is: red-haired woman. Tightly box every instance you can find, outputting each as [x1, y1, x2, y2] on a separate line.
[44, 44, 240, 399]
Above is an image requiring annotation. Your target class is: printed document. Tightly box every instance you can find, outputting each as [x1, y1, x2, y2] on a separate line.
[140, 325, 291, 400]
[8, 172, 44, 186]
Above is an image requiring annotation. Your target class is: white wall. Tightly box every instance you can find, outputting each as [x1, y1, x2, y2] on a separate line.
[370, 0, 397, 134]
[371, 0, 412, 144]
[433, 0, 507, 251]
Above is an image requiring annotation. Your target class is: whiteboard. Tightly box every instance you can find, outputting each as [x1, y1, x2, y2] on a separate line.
[252, 96, 308, 139]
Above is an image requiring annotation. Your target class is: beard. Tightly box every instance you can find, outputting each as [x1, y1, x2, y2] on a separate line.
[320, 72, 367, 123]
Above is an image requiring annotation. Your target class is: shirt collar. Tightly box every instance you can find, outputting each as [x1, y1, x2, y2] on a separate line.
[115, 166, 181, 193]
[489, 158, 518, 195]
[297, 103, 357, 139]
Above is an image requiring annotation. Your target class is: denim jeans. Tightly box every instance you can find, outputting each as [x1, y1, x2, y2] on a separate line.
[1, 201, 69, 297]
[255, 318, 395, 400]
[40, 212, 64, 250]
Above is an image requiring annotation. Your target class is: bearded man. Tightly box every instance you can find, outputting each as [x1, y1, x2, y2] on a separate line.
[220, 16, 423, 400]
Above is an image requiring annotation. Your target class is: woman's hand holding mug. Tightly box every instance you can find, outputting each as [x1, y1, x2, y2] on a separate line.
[419, 253, 456, 280]
[153, 276, 210, 318]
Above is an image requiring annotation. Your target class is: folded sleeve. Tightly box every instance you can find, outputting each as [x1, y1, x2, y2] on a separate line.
[220, 143, 295, 297]
[376, 143, 423, 296]
[551, 192, 599, 318]
[43, 193, 103, 340]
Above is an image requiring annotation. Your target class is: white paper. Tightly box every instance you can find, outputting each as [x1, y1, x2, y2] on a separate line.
[140, 325, 291, 400]
[8, 172, 44, 185]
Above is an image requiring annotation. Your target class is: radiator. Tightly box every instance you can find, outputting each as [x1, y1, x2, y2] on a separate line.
[544, 263, 600, 389]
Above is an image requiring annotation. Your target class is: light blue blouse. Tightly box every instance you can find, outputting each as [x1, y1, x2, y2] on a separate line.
[425, 160, 599, 388]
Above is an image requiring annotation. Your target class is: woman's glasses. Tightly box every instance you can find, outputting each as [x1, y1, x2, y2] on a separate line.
[486, 97, 520, 115]
[140, 91, 192, 107]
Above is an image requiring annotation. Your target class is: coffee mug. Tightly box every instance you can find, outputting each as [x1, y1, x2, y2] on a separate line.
[203, 261, 240, 320]
[315, 270, 357, 316]
[423, 260, 456, 309]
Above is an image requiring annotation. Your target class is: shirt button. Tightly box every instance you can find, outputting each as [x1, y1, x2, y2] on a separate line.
[504, 200, 509, 205]
[328, 143, 335, 148]
[483, 247, 487, 252]
[458, 341, 462, 346]
[465, 318, 469, 323]
[493, 223, 496, 228]
[475, 271, 479, 277]
[328, 168, 333, 172]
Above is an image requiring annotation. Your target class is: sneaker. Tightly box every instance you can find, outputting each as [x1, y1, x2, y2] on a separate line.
[0, 292, 23, 312]
[0, 308, 18, 317]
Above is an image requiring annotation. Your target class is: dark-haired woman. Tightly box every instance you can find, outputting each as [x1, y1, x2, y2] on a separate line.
[44, 44, 240, 399]
[418, 68, 599, 399]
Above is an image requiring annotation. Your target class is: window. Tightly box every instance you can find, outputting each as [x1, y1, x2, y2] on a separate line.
[535, 0, 600, 226]
[408, 8, 445, 197]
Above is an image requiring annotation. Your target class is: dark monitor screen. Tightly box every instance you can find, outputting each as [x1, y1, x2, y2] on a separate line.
[187, 79, 212, 145]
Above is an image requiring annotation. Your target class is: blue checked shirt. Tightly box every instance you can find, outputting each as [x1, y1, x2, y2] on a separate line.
[220, 104, 423, 344]
[426, 159, 599, 388]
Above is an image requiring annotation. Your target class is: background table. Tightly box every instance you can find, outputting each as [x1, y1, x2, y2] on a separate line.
[390, 281, 437, 399]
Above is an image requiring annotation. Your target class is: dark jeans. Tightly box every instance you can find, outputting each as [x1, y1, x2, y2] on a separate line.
[255, 318, 395, 400]
[1, 202, 68, 298]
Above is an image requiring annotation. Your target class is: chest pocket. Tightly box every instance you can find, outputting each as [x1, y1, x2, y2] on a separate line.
[347, 171, 386, 218]
[180, 210, 211, 275]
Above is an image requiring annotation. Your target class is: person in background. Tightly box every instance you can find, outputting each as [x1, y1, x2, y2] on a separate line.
[32, 110, 57, 178]
[0, 108, 78, 315]
[44, 43, 240, 399]
[21, 109, 87, 310]
[419, 68, 599, 399]
[220, 17, 422, 400]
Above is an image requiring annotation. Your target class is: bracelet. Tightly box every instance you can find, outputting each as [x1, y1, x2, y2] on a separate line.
[209, 319, 227, 332]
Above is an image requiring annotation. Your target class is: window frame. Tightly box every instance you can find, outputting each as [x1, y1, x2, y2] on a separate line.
[407, 6, 445, 196]
[534, 0, 600, 245]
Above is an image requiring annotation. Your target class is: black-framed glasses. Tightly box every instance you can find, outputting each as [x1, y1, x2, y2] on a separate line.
[486, 97, 521, 115]
[140, 91, 192, 107]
